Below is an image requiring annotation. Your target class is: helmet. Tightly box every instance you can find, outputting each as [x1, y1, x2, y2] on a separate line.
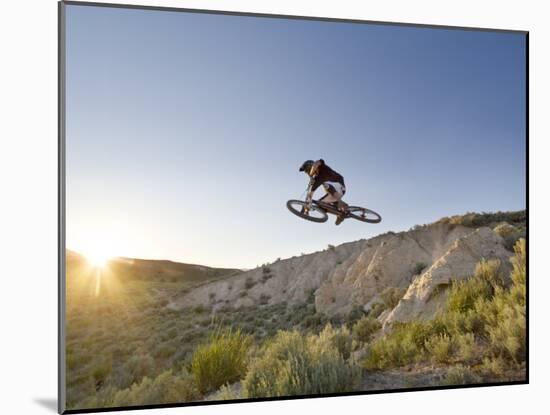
[299, 160, 315, 174]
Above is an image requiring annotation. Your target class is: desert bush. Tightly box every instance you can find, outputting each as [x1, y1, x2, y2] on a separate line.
[477, 239, 526, 363]
[125, 353, 155, 385]
[434, 309, 484, 338]
[111, 369, 200, 406]
[493, 223, 517, 238]
[92, 361, 112, 384]
[190, 328, 252, 394]
[447, 276, 493, 314]
[480, 356, 507, 377]
[424, 333, 454, 363]
[154, 343, 177, 359]
[474, 259, 504, 290]
[346, 305, 365, 326]
[368, 302, 386, 319]
[511, 238, 526, 287]
[213, 383, 241, 400]
[243, 330, 360, 398]
[455, 332, 476, 363]
[363, 321, 436, 369]
[443, 365, 481, 385]
[412, 262, 428, 275]
[364, 239, 526, 373]
[438, 210, 526, 228]
[352, 316, 381, 344]
[319, 324, 353, 361]
[494, 223, 526, 251]
[302, 313, 327, 331]
[380, 287, 406, 309]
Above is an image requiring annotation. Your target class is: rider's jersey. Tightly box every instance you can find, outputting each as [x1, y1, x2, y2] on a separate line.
[311, 159, 345, 191]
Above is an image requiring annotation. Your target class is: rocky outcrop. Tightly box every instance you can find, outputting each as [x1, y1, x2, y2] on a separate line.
[381, 227, 512, 327]
[168, 220, 517, 324]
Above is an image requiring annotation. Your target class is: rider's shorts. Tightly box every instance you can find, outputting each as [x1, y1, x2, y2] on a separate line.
[320, 182, 346, 203]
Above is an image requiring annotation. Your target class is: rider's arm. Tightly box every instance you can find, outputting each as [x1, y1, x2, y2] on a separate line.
[310, 159, 325, 177]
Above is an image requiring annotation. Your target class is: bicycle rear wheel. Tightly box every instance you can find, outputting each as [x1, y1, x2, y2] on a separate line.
[286, 200, 328, 223]
[347, 206, 382, 223]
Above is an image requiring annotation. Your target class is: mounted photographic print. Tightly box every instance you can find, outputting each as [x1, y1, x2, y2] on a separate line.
[58, 1, 528, 413]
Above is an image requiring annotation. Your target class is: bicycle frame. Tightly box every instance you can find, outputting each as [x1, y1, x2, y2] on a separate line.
[304, 179, 346, 217]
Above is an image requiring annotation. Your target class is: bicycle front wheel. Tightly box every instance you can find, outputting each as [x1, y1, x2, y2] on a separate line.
[286, 200, 328, 223]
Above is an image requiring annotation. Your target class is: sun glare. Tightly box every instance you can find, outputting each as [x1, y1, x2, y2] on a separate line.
[85, 249, 111, 268]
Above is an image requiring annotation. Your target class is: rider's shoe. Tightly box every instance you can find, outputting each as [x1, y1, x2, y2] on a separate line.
[335, 215, 345, 225]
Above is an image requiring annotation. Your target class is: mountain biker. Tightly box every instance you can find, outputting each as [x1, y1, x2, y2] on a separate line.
[299, 159, 349, 225]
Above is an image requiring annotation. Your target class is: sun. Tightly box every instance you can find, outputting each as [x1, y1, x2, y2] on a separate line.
[84, 248, 112, 268]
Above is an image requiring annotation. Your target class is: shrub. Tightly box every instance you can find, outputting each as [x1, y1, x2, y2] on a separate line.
[481, 356, 507, 377]
[319, 324, 353, 361]
[346, 305, 365, 325]
[92, 361, 112, 384]
[380, 287, 406, 309]
[302, 313, 327, 330]
[190, 328, 252, 394]
[447, 276, 493, 314]
[424, 334, 454, 363]
[511, 238, 526, 287]
[443, 365, 481, 385]
[363, 321, 434, 369]
[455, 332, 477, 363]
[362, 240, 526, 373]
[477, 239, 526, 363]
[111, 369, 200, 406]
[369, 302, 386, 318]
[244, 277, 256, 290]
[473, 259, 504, 290]
[438, 210, 526, 228]
[243, 330, 360, 398]
[493, 223, 517, 238]
[352, 316, 381, 343]
[154, 343, 176, 359]
[413, 262, 428, 275]
[213, 383, 240, 400]
[494, 223, 525, 252]
[124, 354, 155, 384]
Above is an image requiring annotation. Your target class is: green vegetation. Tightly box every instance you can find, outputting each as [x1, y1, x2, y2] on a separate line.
[437, 210, 526, 228]
[190, 329, 252, 393]
[412, 262, 428, 275]
[380, 287, 406, 309]
[242, 329, 360, 398]
[352, 316, 381, 344]
[65, 235, 526, 409]
[443, 365, 482, 385]
[362, 239, 526, 383]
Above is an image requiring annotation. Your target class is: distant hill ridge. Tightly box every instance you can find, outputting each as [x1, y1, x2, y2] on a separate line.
[66, 250, 241, 284]
[168, 210, 526, 328]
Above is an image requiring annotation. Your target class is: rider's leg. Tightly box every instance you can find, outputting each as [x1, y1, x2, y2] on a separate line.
[322, 183, 346, 209]
[322, 183, 347, 225]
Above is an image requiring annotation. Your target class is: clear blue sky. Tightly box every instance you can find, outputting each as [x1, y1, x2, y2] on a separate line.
[65, 4, 526, 268]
